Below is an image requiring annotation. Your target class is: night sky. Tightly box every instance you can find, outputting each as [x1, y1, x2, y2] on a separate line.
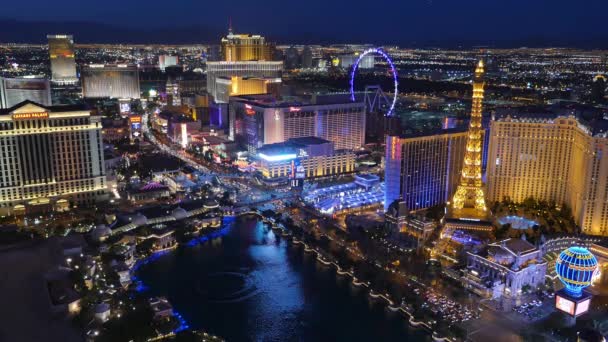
[1, 0, 607, 46]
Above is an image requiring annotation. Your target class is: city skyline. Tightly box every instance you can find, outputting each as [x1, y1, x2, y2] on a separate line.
[0, 7, 607, 342]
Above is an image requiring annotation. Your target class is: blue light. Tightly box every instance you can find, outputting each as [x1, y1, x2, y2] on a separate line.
[172, 310, 189, 333]
[349, 48, 398, 117]
[555, 246, 598, 298]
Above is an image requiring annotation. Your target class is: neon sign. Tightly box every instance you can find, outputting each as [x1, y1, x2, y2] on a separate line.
[13, 112, 49, 120]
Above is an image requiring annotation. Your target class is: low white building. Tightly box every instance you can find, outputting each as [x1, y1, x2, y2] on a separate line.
[462, 237, 547, 298]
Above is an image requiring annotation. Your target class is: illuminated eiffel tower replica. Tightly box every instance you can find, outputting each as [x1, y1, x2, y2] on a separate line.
[443, 60, 494, 233]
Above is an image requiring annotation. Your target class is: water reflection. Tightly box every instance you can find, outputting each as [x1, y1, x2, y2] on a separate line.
[136, 216, 428, 341]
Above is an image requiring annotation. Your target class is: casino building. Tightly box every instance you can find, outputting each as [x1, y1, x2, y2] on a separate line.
[47, 34, 78, 85]
[486, 111, 608, 236]
[462, 237, 547, 298]
[229, 93, 366, 153]
[206, 61, 282, 103]
[0, 101, 107, 215]
[384, 128, 468, 212]
[255, 137, 355, 183]
[81, 64, 140, 99]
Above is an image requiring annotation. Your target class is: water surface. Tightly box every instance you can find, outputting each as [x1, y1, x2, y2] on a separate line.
[136, 216, 428, 341]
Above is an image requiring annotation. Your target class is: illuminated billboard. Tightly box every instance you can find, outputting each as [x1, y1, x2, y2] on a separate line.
[555, 290, 592, 317]
[555, 295, 575, 316]
[119, 102, 131, 114]
[575, 298, 591, 316]
[290, 159, 305, 179]
[12, 112, 49, 120]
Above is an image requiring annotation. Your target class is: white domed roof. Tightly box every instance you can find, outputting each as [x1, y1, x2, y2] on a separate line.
[171, 207, 188, 220]
[132, 213, 148, 226]
[91, 225, 112, 241]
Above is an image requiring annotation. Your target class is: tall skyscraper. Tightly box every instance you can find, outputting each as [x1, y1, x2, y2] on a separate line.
[487, 112, 608, 236]
[220, 25, 273, 62]
[450, 60, 489, 219]
[229, 93, 366, 153]
[384, 129, 468, 211]
[81, 64, 140, 99]
[0, 77, 51, 109]
[0, 101, 107, 216]
[47, 34, 78, 85]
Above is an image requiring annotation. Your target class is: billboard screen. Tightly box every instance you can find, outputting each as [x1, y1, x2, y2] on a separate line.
[574, 298, 591, 316]
[290, 159, 305, 179]
[555, 295, 575, 316]
[119, 102, 131, 113]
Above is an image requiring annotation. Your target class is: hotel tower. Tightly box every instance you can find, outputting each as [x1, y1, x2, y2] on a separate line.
[0, 101, 107, 215]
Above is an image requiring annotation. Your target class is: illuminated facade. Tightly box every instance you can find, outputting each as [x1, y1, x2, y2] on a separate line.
[221, 30, 272, 62]
[47, 35, 78, 85]
[486, 114, 608, 236]
[81, 64, 140, 99]
[0, 77, 51, 109]
[450, 60, 488, 219]
[215, 76, 280, 103]
[256, 137, 355, 180]
[463, 237, 547, 298]
[158, 55, 179, 71]
[555, 247, 598, 297]
[384, 129, 468, 211]
[230, 93, 365, 153]
[0, 101, 107, 215]
[553, 247, 597, 319]
[206, 61, 282, 103]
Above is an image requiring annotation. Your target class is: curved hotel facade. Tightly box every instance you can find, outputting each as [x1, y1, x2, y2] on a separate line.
[487, 113, 608, 236]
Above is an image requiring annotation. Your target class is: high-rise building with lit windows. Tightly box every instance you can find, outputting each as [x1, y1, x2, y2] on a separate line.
[207, 27, 282, 103]
[206, 61, 282, 103]
[221, 27, 273, 62]
[0, 101, 107, 215]
[384, 129, 468, 212]
[229, 93, 366, 153]
[487, 112, 608, 236]
[81, 64, 140, 99]
[47, 34, 78, 85]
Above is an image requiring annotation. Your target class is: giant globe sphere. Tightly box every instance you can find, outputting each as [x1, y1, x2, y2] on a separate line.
[555, 246, 598, 297]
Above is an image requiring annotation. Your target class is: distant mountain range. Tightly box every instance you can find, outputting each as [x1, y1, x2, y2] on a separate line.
[0, 19, 224, 44]
[0, 19, 606, 48]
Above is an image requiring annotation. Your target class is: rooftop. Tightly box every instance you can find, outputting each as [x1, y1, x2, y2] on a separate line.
[0, 100, 89, 115]
[230, 92, 365, 108]
[494, 105, 608, 136]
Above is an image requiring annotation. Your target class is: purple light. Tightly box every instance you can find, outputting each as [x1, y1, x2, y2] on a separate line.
[349, 48, 398, 117]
